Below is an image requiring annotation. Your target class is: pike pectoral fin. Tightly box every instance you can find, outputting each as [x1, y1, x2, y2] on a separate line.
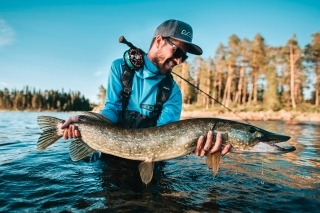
[138, 161, 154, 184]
[206, 151, 221, 177]
[69, 139, 95, 161]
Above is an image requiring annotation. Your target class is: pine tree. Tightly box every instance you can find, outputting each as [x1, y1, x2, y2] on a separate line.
[305, 32, 320, 106]
[213, 43, 227, 106]
[263, 47, 281, 110]
[248, 34, 267, 105]
[223, 34, 240, 107]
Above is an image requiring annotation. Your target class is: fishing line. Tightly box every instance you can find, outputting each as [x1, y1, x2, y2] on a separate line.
[172, 71, 250, 124]
[119, 36, 250, 124]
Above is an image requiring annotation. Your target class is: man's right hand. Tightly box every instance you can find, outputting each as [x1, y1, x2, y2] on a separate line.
[60, 115, 81, 139]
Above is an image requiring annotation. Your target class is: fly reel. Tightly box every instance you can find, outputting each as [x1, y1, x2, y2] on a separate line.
[123, 48, 144, 70]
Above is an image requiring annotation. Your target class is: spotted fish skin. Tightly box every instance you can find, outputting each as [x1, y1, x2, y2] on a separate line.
[37, 111, 293, 184]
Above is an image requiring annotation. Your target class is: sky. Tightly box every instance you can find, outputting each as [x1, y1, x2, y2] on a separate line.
[0, 0, 319, 104]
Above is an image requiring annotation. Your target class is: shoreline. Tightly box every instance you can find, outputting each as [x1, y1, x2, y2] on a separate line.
[180, 110, 320, 123]
[1, 109, 320, 123]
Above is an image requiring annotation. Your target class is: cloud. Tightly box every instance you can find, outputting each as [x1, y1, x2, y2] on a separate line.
[0, 19, 15, 48]
[94, 65, 110, 76]
[94, 71, 103, 76]
[0, 81, 8, 87]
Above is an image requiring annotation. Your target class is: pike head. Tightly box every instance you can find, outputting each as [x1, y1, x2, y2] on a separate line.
[212, 119, 294, 153]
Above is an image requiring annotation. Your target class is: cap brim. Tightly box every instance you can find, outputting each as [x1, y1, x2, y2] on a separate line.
[170, 37, 203, 55]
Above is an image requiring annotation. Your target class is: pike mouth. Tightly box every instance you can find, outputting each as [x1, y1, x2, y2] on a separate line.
[229, 142, 296, 154]
[260, 133, 291, 144]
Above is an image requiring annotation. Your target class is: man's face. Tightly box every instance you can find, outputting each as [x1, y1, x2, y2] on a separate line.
[152, 37, 188, 75]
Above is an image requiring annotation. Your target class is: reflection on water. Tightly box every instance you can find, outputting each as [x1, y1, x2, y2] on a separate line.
[0, 112, 319, 212]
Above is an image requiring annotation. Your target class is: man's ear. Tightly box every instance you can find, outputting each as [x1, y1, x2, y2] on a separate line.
[155, 35, 164, 49]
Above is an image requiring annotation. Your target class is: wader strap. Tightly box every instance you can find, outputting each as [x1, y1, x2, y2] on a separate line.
[119, 62, 173, 128]
[150, 74, 173, 120]
[120, 63, 135, 118]
[118, 110, 157, 129]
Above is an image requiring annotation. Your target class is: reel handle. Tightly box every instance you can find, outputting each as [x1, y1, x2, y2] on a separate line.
[119, 36, 136, 49]
[119, 36, 145, 54]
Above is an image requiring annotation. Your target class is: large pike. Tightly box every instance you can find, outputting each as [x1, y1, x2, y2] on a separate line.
[37, 112, 295, 184]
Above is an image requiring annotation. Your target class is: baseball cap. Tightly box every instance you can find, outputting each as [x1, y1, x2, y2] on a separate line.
[153, 19, 203, 55]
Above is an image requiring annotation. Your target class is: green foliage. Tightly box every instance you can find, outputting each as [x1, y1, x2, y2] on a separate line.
[97, 85, 107, 106]
[178, 31, 319, 112]
[304, 31, 320, 106]
[263, 66, 282, 111]
[0, 87, 92, 111]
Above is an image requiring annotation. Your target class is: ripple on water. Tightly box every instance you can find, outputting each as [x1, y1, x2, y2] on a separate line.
[0, 112, 320, 212]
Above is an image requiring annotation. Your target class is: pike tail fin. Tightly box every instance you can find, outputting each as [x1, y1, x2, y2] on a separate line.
[37, 116, 64, 151]
[206, 151, 221, 177]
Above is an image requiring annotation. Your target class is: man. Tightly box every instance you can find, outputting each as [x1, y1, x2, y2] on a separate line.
[61, 19, 230, 157]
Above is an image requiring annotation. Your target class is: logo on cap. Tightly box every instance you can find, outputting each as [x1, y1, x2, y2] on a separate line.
[181, 30, 193, 39]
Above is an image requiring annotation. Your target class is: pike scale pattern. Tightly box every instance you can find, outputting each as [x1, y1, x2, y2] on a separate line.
[37, 111, 294, 184]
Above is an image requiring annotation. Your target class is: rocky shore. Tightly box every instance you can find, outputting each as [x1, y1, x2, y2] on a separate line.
[2, 107, 318, 123]
[181, 109, 320, 123]
[93, 104, 320, 123]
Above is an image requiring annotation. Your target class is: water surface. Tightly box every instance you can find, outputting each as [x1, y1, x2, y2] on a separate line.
[0, 112, 319, 212]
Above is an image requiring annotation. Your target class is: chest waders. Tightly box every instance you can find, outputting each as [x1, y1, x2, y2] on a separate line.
[118, 49, 173, 129]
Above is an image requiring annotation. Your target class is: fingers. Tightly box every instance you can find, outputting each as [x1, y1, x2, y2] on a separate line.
[60, 118, 71, 129]
[195, 135, 205, 156]
[203, 131, 213, 151]
[61, 116, 81, 140]
[194, 131, 230, 157]
[195, 131, 218, 157]
[61, 116, 79, 129]
[208, 132, 222, 155]
[221, 144, 231, 156]
[199, 139, 206, 157]
[63, 126, 69, 139]
[74, 128, 80, 138]
[63, 124, 81, 140]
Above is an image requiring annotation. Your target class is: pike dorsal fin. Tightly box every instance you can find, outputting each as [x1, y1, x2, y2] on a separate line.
[69, 139, 95, 161]
[138, 161, 154, 184]
[206, 152, 221, 177]
[79, 111, 112, 124]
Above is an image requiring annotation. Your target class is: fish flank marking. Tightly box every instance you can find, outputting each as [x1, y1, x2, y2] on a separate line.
[36, 112, 294, 184]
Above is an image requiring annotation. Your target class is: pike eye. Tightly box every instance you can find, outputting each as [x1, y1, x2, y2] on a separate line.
[249, 127, 256, 134]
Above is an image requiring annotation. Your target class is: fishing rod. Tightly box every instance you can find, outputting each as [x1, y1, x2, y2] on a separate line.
[119, 36, 250, 124]
[171, 71, 250, 124]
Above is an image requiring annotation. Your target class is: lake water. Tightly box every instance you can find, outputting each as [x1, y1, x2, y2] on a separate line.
[0, 112, 319, 212]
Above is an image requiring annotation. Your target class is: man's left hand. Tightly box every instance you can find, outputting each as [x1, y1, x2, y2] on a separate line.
[194, 131, 231, 157]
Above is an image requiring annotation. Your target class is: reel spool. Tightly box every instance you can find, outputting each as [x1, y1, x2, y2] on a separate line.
[123, 48, 144, 70]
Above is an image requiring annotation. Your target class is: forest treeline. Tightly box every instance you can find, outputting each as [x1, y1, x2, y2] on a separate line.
[170, 31, 320, 112]
[1, 32, 319, 112]
[96, 32, 320, 113]
[0, 86, 92, 111]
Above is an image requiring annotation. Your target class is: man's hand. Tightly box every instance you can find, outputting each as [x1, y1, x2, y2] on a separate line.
[194, 131, 230, 157]
[60, 115, 81, 139]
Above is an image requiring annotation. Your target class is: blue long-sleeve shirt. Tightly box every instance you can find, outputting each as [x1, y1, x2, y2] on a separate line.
[100, 54, 182, 126]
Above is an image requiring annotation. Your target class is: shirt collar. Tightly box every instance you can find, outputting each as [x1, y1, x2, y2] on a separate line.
[135, 54, 165, 79]
[144, 54, 159, 74]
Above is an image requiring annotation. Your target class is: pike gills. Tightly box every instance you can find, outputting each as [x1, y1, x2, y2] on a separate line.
[37, 111, 295, 184]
